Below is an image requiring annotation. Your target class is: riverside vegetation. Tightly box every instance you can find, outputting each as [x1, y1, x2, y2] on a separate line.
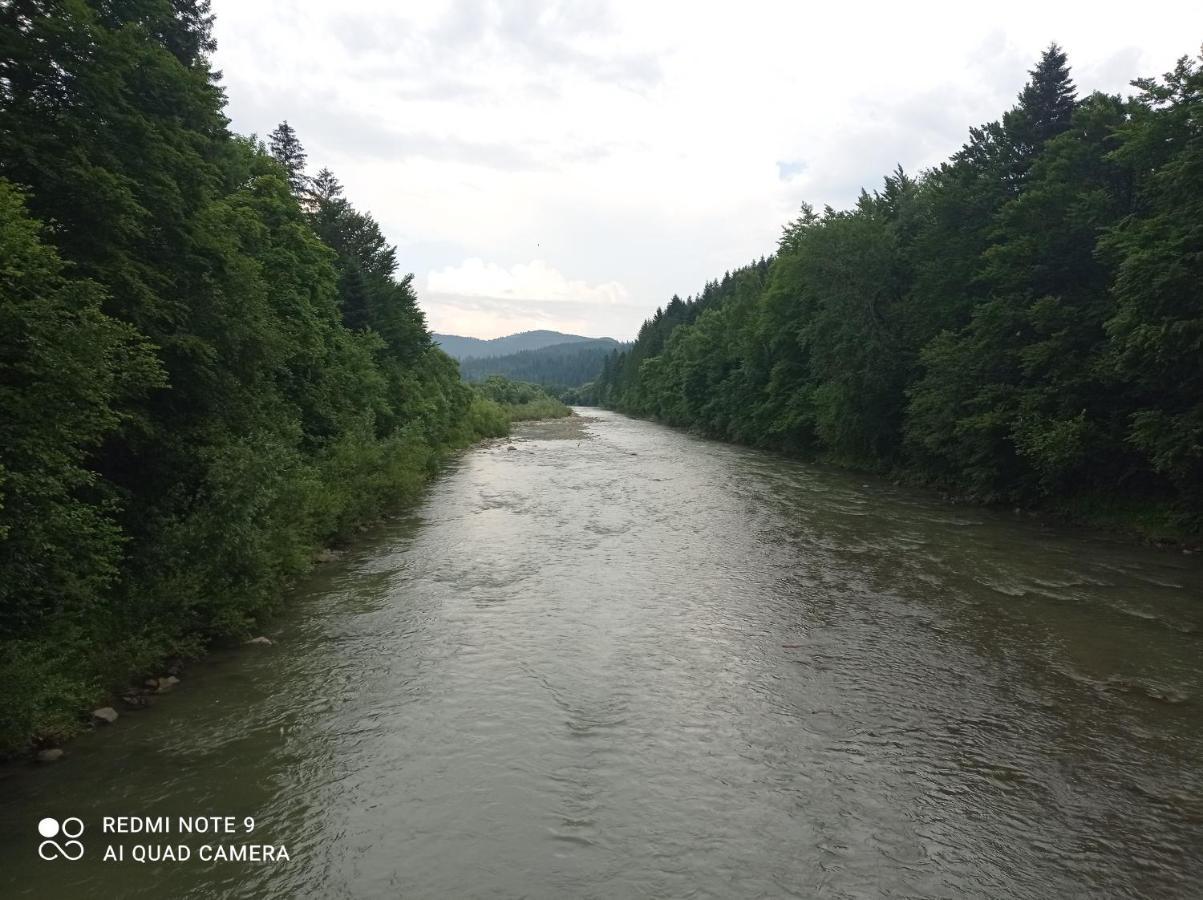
[472, 376, 573, 424]
[594, 46, 1203, 541]
[0, 3, 567, 755]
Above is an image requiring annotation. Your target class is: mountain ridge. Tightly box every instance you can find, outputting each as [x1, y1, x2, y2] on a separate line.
[457, 338, 626, 390]
[434, 329, 612, 360]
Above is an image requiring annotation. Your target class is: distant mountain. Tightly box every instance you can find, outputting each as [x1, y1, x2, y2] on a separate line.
[433, 330, 599, 360]
[458, 338, 627, 391]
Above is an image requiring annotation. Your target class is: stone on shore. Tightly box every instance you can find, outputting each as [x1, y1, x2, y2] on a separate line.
[92, 706, 119, 724]
[246, 636, 273, 646]
[36, 748, 64, 763]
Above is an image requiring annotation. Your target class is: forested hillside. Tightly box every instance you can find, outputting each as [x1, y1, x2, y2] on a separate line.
[0, 1, 510, 752]
[435, 330, 596, 360]
[458, 339, 623, 393]
[595, 46, 1203, 537]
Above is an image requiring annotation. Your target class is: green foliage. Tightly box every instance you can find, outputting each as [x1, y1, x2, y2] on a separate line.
[505, 398, 574, 422]
[595, 45, 1203, 535]
[0, 180, 162, 635]
[472, 376, 572, 421]
[562, 382, 599, 405]
[268, 120, 309, 196]
[0, 5, 505, 755]
[1099, 57, 1203, 518]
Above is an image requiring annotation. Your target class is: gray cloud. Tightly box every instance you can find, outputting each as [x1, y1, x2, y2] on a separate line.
[423, 291, 644, 339]
[1076, 46, 1147, 95]
[212, 0, 1203, 340]
[230, 86, 624, 172]
[330, 0, 662, 95]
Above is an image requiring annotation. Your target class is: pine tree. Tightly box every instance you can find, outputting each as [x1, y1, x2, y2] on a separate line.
[311, 167, 343, 205]
[269, 120, 309, 196]
[1005, 43, 1078, 176]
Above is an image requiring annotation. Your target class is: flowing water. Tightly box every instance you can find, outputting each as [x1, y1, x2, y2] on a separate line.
[2, 409, 1202, 899]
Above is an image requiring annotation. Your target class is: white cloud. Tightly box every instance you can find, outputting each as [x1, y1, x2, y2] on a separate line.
[423, 259, 638, 338]
[427, 259, 629, 306]
[210, 0, 1203, 339]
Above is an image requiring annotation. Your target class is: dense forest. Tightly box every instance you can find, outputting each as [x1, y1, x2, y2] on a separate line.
[458, 339, 624, 394]
[0, 1, 523, 753]
[595, 46, 1203, 538]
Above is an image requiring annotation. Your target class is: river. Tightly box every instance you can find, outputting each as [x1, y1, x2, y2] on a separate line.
[2, 409, 1201, 898]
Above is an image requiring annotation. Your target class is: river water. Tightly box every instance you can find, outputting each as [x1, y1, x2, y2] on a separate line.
[2, 410, 1201, 899]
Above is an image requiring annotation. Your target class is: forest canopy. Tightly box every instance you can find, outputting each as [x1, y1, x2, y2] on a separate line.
[0, 0, 512, 753]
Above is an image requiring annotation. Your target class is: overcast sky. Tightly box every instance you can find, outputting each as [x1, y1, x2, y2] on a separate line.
[210, 1, 1203, 339]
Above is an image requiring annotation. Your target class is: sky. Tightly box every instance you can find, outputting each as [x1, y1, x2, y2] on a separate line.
[210, 1, 1203, 340]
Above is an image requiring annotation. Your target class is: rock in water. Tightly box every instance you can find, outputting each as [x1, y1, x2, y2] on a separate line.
[246, 636, 273, 646]
[36, 748, 64, 763]
[92, 706, 119, 725]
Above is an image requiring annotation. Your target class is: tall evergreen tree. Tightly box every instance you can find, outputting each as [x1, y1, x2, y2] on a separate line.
[311, 166, 343, 205]
[1004, 43, 1078, 179]
[269, 120, 309, 196]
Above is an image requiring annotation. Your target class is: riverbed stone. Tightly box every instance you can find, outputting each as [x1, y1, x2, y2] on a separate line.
[315, 548, 341, 563]
[36, 748, 64, 763]
[92, 706, 119, 724]
[156, 675, 180, 693]
[246, 636, 273, 646]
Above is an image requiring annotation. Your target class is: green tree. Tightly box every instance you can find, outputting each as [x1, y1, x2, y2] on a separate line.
[268, 120, 310, 197]
[1005, 43, 1078, 177]
[1100, 54, 1203, 518]
[0, 180, 161, 635]
[906, 93, 1132, 500]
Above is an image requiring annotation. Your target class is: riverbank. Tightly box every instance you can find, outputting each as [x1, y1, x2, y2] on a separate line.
[0, 406, 575, 762]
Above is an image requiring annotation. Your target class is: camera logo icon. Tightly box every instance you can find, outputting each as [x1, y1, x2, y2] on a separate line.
[37, 817, 85, 861]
